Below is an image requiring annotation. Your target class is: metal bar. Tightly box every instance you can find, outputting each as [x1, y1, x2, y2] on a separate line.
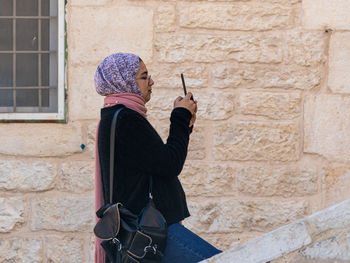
[0, 51, 53, 54]
[0, 86, 52, 90]
[38, 0, 42, 112]
[13, 0, 16, 112]
[0, 16, 51, 19]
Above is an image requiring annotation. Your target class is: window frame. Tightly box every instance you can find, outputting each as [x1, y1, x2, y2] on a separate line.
[0, 0, 65, 121]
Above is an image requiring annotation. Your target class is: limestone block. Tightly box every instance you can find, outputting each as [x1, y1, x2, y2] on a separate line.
[237, 164, 318, 197]
[0, 197, 25, 233]
[69, 0, 111, 6]
[185, 199, 307, 233]
[87, 122, 98, 159]
[187, 125, 206, 160]
[156, 5, 176, 32]
[179, 3, 293, 31]
[301, 231, 350, 261]
[68, 64, 104, 121]
[0, 238, 42, 263]
[304, 95, 350, 161]
[237, 91, 301, 120]
[155, 33, 282, 63]
[68, 5, 153, 65]
[0, 123, 82, 156]
[214, 121, 299, 161]
[181, 163, 235, 197]
[148, 90, 234, 120]
[0, 160, 56, 191]
[151, 63, 208, 89]
[324, 166, 350, 207]
[328, 32, 350, 94]
[302, 0, 350, 30]
[211, 64, 321, 90]
[203, 222, 311, 263]
[199, 233, 256, 251]
[30, 196, 94, 231]
[88, 235, 95, 263]
[46, 236, 84, 262]
[285, 31, 327, 66]
[307, 199, 350, 236]
[57, 161, 94, 193]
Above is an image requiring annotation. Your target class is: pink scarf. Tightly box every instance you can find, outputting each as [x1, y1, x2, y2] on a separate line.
[95, 93, 147, 263]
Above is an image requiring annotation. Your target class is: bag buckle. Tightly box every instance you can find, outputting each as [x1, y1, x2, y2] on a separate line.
[112, 238, 122, 251]
[144, 244, 158, 255]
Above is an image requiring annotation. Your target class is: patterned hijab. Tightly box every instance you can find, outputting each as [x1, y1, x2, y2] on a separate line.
[94, 52, 141, 96]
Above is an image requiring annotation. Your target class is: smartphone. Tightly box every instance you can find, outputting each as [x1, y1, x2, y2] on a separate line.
[181, 73, 194, 100]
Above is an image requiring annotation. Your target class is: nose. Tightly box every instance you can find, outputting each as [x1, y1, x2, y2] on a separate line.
[148, 76, 154, 86]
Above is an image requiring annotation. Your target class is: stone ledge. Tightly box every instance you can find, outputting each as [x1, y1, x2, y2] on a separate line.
[201, 199, 350, 263]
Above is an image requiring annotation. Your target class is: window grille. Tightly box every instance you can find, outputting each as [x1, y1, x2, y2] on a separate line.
[0, 0, 65, 120]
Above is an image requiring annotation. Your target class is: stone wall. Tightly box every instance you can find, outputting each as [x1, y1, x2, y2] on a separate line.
[1, 0, 350, 261]
[202, 199, 350, 263]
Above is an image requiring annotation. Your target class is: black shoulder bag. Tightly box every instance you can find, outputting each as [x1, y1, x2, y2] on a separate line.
[94, 107, 167, 263]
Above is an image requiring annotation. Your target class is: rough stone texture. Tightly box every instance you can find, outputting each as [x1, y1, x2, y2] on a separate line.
[30, 196, 94, 232]
[88, 235, 95, 263]
[304, 95, 350, 162]
[199, 233, 256, 251]
[301, 231, 350, 261]
[148, 90, 235, 120]
[150, 63, 208, 90]
[204, 222, 311, 263]
[0, 123, 82, 156]
[70, 0, 111, 6]
[57, 161, 94, 193]
[328, 32, 350, 94]
[68, 5, 153, 65]
[325, 166, 350, 207]
[155, 33, 282, 63]
[203, 199, 350, 263]
[285, 31, 327, 66]
[46, 236, 85, 262]
[185, 199, 307, 233]
[0, 238, 42, 263]
[0, 160, 56, 191]
[237, 164, 318, 197]
[179, 3, 293, 31]
[87, 122, 98, 159]
[156, 5, 176, 32]
[237, 91, 301, 120]
[306, 199, 350, 236]
[0, 197, 25, 233]
[214, 121, 299, 161]
[181, 163, 236, 197]
[68, 64, 104, 121]
[302, 0, 350, 30]
[211, 64, 321, 90]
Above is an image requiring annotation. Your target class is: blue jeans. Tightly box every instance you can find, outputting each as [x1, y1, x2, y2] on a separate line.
[161, 223, 222, 263]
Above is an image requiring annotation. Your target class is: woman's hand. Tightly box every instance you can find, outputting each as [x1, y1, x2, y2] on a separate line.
[174, 93, 197, 114]
[174, 93, 197, 127]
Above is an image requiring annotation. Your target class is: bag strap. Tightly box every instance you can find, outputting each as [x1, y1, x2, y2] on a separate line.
[109, 107, 153, 204]
[109, 107, 124, 204]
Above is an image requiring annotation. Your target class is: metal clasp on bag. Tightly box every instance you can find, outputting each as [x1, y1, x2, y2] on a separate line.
[112, 237, 122, 251]
[144, 244, 157, 255]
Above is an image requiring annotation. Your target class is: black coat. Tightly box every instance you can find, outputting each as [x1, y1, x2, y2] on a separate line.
[98, 104, 192, 225]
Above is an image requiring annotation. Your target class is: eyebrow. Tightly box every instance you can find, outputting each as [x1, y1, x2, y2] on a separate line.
[140, 71, 148, 76]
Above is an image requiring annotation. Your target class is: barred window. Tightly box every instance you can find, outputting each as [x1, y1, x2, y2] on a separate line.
[0, 0, 65, 120]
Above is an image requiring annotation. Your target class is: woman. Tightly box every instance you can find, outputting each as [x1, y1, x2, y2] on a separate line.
[94, 53, 221, 263]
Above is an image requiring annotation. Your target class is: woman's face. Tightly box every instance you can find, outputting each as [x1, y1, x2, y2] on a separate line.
[136, 61, 154, 103]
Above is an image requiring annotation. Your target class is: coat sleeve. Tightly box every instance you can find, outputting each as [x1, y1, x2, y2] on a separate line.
[117, 107, 192, 179]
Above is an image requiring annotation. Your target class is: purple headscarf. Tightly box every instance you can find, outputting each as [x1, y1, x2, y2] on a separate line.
[95, 53, 141, 96]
